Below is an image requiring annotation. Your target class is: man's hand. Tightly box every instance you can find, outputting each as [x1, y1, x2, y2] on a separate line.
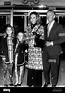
[25, 49, 28, 53]
[46, 41, 53, 46]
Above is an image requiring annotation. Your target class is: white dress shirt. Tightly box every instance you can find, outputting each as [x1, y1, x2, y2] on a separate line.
[47, 20, 55, 37]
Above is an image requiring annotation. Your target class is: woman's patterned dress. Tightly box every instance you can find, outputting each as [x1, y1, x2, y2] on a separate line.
[25, 24, 44, 70]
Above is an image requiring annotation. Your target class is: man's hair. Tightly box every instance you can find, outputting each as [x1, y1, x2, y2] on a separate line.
[47, 10, 55, 16]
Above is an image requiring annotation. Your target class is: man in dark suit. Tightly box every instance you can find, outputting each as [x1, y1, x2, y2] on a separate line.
[43, 10, 65, 87]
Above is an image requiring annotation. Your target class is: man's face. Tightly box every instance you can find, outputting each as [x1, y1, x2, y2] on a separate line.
[47, 11, 55, 23]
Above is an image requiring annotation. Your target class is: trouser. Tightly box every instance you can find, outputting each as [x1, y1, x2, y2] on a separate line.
[27, 69, 42, 87]
[3, 62, 13, 85]
[15, 65, 24, 84]
[43, 49, 59, 85]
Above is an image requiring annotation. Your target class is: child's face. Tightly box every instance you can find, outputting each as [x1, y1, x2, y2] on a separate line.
[6, 27, 12, 36]
[17, 33, 23, 41]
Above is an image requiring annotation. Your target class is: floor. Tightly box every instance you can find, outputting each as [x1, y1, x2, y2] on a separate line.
[0, 57, 65, 87]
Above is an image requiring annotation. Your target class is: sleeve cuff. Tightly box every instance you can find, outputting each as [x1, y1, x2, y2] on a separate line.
[51, 41, 53, 46]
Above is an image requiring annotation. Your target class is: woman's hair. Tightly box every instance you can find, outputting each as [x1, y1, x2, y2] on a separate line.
[4, 24, 14, 38]
[28, 11, 41, 25]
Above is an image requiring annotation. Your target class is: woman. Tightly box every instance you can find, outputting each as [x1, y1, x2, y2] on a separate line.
[0, 24, 14, 86]
[25, 11, 44, 87]
[14, 32, 27, 86]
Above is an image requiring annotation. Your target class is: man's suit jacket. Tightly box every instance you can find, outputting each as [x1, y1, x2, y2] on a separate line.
[44, 22, 65, 56]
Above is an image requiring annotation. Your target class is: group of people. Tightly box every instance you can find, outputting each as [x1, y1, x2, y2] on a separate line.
[0, 24, 27, 86]
[0, 9, 65, 87]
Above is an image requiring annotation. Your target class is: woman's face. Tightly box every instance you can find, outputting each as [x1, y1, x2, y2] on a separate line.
[17, 32, 23, 42]
[30, 14, 37, 25]
[6, 27, 12, 36]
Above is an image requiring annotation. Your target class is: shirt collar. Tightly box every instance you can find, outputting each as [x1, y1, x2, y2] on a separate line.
[48, 20, 55, 26]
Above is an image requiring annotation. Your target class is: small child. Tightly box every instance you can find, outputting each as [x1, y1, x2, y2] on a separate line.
[14, 32, 27, 86]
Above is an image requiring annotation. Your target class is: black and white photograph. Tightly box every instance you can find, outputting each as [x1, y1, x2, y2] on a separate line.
[0, 0, 65, 92]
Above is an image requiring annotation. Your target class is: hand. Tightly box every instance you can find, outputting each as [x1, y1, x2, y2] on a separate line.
[25, 49, 27, 53]
[46, 41, 53, 46]
[10, 61, 13, 64]
[2, 57, 6, 61]
[40, 36, 44, 40]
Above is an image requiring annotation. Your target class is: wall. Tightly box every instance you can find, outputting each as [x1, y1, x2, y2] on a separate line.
[0, 0, 65, 6]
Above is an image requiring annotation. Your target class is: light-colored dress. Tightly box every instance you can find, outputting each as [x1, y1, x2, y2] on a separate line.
[25, 24, 44, 70]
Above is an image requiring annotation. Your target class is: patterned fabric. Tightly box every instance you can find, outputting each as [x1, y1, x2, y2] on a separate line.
[25, 24, 44, 70]
[25, 24, 44, 44]
[26, 47, 43, 70]
[3, 62, 13, 85]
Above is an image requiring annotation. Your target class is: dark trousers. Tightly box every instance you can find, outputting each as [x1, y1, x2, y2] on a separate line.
[43, 48, 59, 85]
[27, 69, 42, 87]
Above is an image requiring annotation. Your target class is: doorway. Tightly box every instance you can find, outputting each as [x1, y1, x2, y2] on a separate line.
[13, 16, 24, 35]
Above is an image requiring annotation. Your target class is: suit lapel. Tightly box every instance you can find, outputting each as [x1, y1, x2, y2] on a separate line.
[44, 24, 47, 40]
